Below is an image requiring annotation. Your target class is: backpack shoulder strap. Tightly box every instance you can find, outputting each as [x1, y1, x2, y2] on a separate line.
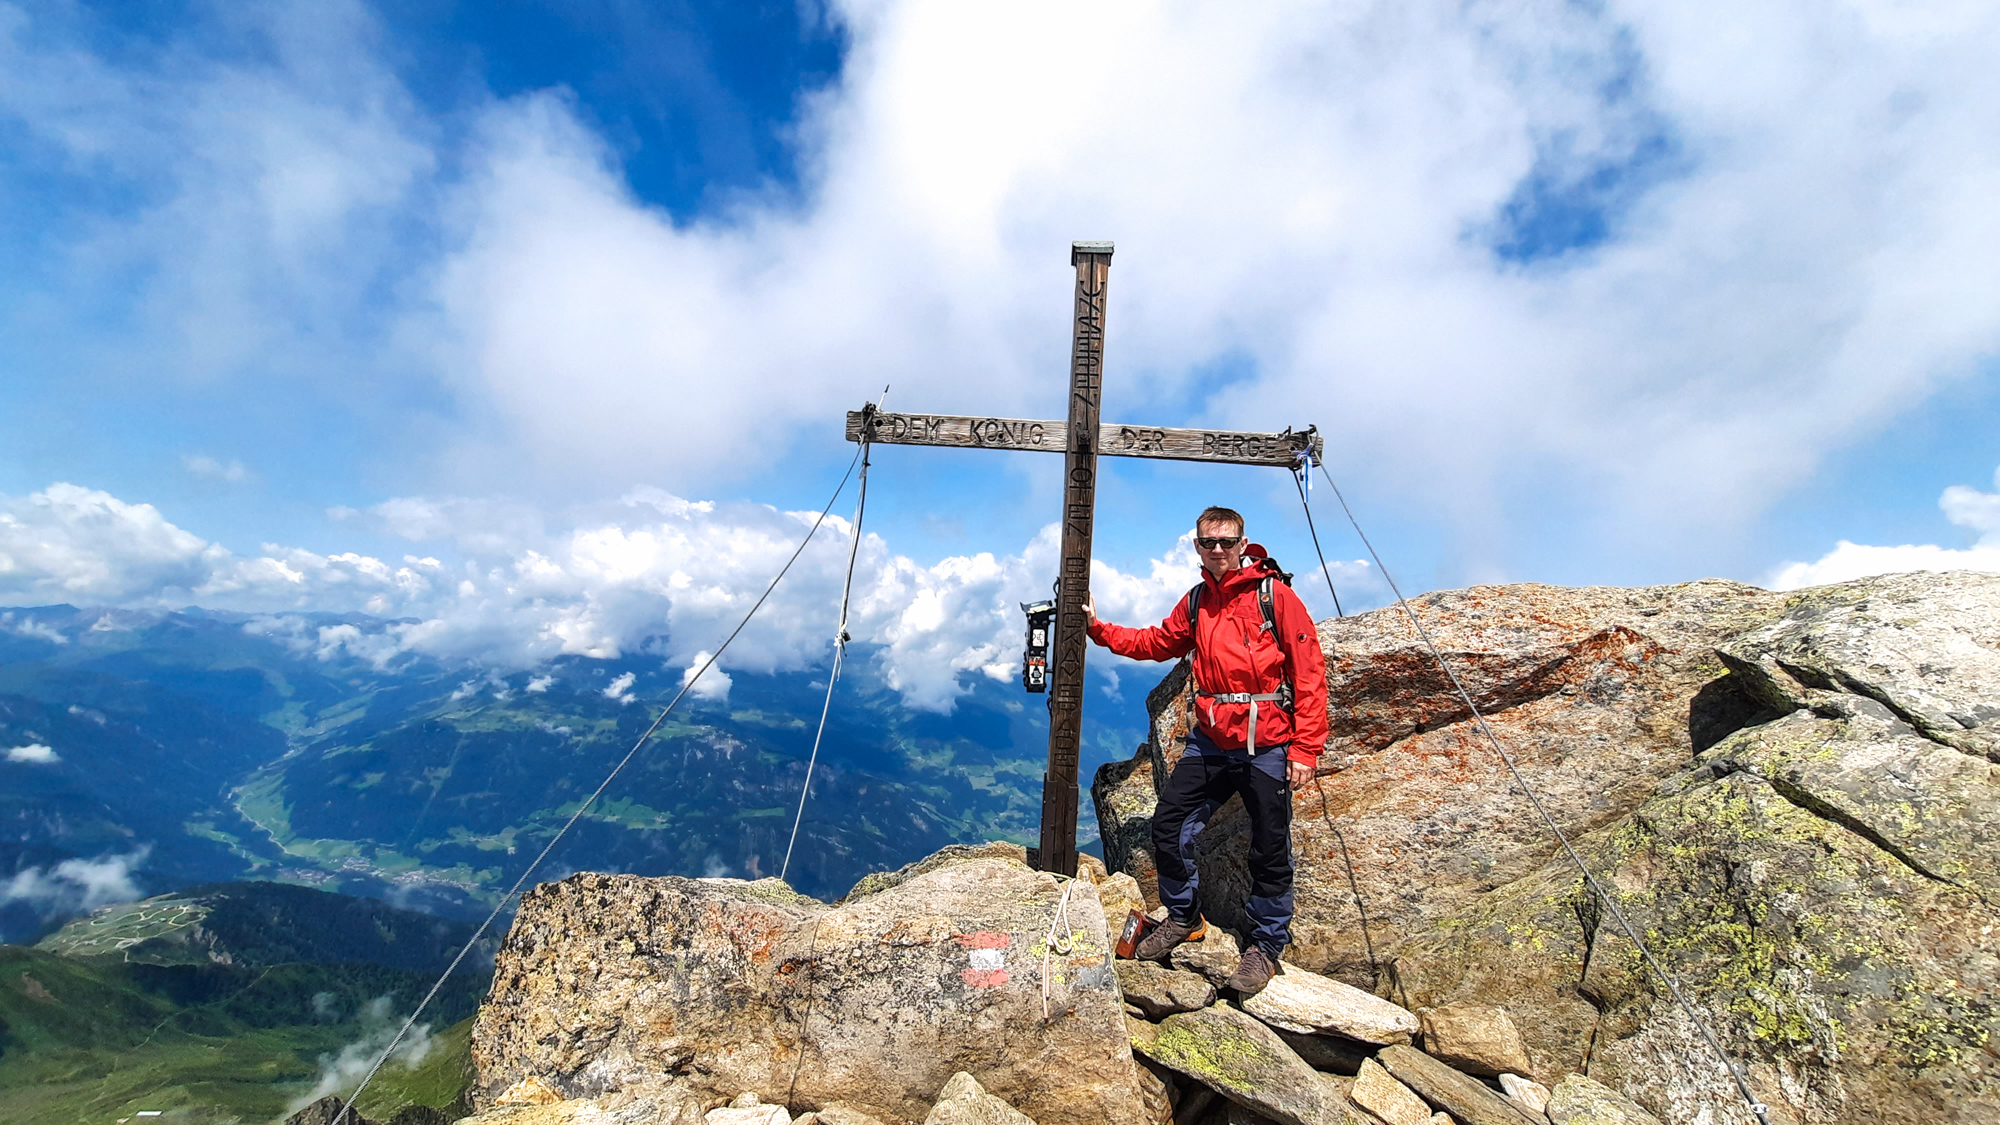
[1257, 575, 1277, 633]
[1185, 582, 1204, 630]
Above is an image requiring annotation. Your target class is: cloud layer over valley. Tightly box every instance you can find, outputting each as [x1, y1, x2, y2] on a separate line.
[2, 481, 1375, 710]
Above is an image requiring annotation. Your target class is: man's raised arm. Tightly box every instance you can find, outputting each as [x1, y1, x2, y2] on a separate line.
[1085, 591, 1197, 663]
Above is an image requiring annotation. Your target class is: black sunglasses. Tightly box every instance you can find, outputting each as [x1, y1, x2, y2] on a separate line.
[1194, 535, 1243, 550]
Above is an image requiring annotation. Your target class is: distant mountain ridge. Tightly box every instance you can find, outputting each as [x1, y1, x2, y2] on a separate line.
[35, 880, 494, 973]
[0, 603, 1143, 941]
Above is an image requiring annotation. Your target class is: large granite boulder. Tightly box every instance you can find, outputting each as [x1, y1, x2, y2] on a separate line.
[1095, 572, 2000, 1124]
[1098, 579, 1789, 981]
[471, 858, 1146, 1125]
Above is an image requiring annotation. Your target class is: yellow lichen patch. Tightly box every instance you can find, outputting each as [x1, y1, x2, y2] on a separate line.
[1148, 1017, 1268, 1089]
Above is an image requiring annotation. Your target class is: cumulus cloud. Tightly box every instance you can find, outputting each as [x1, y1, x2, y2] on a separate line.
[0, 0, 433, 392]
[1770, 466, 2000, 590]
[6, 0, 1997, 577]
[5, 743, 58, 763]
[602, 671, 637, 704]
[1, 611, 68, 644]
[679, 652, 731, 703]
[2, 480, 1323, 710]
[422, 0, 2000, 564]
[0, 847, 150, 917]
[0, 484, 228, 602]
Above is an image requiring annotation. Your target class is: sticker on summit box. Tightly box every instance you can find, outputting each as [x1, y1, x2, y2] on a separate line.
[954, 931, 1010, 987]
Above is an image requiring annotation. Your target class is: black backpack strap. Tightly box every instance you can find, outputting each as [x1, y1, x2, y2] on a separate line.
[1185, 582, 1203, 630]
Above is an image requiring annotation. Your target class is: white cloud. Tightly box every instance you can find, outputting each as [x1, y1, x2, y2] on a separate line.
[603, 671, 637, 704]
[5, 743, 58, 763]
[3, 480, 1361, 711]
[0, 847, 149, 917]
[1, 611, 69, 643]
[679, 652, 731, 703]
[0, 1, 433, 391]
[5, 1, 2000, 578]
[289, 994, 435, 1115]
[1770, 465, 2000, 590]
[1942, 473, 2000, 538]
[420, 0, 2000, 562]
[182, 455, 250, 483]
[0, 484, 227, 602]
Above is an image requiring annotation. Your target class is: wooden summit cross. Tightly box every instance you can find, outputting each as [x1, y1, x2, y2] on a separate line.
[845, 241, 1322, 877]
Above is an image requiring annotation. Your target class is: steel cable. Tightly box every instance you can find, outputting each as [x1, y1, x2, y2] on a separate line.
[330, 442, 867, 1125]
[781, 437, 871, 883]
[1290, 459, 1345, 617]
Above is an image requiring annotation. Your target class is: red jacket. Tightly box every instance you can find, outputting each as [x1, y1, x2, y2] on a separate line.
[1088, 544, 1329, 766]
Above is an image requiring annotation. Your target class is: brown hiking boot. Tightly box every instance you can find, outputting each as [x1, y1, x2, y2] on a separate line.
[1134, 915, 1207, 962]
[1224, 946, 1278, 996]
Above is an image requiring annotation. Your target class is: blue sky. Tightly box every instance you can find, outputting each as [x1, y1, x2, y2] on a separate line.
[3, 0, 1999, 709]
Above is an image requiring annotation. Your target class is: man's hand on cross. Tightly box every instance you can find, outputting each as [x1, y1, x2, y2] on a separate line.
[1083, 593, 1095, 623]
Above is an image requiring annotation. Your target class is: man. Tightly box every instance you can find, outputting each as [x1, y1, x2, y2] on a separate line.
[1085, 506, 1328, 995]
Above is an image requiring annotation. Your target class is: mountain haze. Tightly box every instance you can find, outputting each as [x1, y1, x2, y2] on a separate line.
[1, 604, 1144, 940]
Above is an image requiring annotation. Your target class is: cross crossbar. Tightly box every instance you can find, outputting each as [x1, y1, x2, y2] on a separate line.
[845, 410, 1321, 469]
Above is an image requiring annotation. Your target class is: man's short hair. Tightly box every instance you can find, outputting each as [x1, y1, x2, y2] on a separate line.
[1195, 506, 1245, 535]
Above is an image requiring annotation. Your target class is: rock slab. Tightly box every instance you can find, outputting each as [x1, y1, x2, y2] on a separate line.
[1377, 1045, 1540, 1125]
[1242, 962, 1418, 1045]
[1100, 572, 2000, 1122]
[1134, 1002, 1342, 1125]
[706, 1105, 789, 1125]
[451, 1085, 708, 1125]
[1167, 926, 1243, 985]
[1416, 1004, 1532, 1078]
[472, 858, 1145, 1125]
[1497, 1073, 1550, 1115]
[1544, 1074, 1661, 1125]
[1350, 1057, 1432, 1125]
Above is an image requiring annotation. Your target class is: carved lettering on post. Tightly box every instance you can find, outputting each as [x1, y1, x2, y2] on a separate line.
[846, 412, 1320, 469]
[1037, 241, 1113, 877]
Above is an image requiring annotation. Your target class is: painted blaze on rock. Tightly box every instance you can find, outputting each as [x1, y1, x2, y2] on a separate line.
[471, 858, 1146, 1125]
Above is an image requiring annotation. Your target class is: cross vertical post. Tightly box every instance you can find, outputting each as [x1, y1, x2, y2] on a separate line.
[1041, 240, 1113, 877]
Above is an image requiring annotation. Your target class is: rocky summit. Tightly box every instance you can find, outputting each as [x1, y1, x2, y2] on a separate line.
[453, 570, 1997, 1125]
[1098, 570, 1999, 1123]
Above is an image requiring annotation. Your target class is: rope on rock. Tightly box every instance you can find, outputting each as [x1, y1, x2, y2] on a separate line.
[1039, 872, 1081, 1022]
[781, 430, 872, 883]
[330, 440, 869, 1125]
[1315, 462, 1773, 1125]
